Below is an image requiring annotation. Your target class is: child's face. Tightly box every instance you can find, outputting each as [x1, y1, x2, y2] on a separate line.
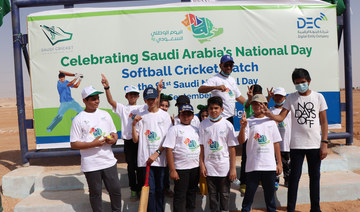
[273, 94, 286, 104]
[160, 100, 169, 112]
[126, 92, 139, 104]
[179, 111, 194, 125]
[208, 104, 223, 119]
[251, 101, 264, 116]
[200, 111, 209, 121]
[59, 77, 65, 83]
[145, 98, 157, 109]
[83, 95, 100, 111]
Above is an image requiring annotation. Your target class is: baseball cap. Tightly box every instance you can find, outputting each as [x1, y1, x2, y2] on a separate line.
[178, 104, 194, 114]
[81, 86, 104, 99]
[251, 94, 268, 104]
[143, 87, 158, 100]
[125, 85, 140, 94]
[220, 55, 234, 64]
[175, 95, 190, 106]
[273, 87, 286, 96]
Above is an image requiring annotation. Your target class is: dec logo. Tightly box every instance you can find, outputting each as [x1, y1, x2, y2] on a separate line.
[297, 13, 327, 29]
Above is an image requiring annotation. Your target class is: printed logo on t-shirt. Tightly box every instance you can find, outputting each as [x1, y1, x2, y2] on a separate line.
[144, 130, 160, 143]
[295, 102, 316, 127]
[184, 138, 199, 151]
[226, 88, 235, 98]
[89, 128, 105, 138]
[254, 133, 270, 146]
[207, 139, 223, 152]
[278, 121, 286, 128]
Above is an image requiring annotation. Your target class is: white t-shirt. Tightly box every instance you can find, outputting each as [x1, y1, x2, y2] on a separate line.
[70, 109, 117, 172]
[174, 115, 200, 128]
[199, 118, 239, 177]
[113, 103, 146, 140]
[270, 107, 291, 152]
[244, 116, 282, 173]
[135, 109, 172, 167]
[202, 73, 241, 118]
[283, 91, 328, 149]
[163, 124, 200, 170]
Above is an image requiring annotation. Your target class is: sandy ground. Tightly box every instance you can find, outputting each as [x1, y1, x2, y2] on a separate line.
[0, 90, 359, 212]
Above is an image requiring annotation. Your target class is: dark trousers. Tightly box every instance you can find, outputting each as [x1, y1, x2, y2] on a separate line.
[206, 176, 231, 212]
[240, 140, 247, 185]
[164, 166, 170, 190]
[139, 166, 166, 212]
[124, 139, 141, 192]
[173, 167, 200, 212]
[241, 171, 276, 212]
[287, 149, 321, 212]
[84, 164, 122, 212]
[281, 152, 291, 183]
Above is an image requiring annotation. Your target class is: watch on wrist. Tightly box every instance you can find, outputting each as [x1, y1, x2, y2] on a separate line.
[156, 149, 161, 155]
[321, 140, 329, 144]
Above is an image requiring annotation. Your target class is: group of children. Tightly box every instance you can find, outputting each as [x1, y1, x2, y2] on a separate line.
[70, 66, 328, 212]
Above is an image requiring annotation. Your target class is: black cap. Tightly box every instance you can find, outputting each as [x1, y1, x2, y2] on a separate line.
[175, 95, 190, 106]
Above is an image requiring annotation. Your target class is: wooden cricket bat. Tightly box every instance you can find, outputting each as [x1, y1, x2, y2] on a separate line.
[59, 70, 75, 76]
[138, 164, 150, 212]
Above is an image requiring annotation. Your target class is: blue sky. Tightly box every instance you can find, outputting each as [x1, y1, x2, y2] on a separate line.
[0, 0, 359, 98]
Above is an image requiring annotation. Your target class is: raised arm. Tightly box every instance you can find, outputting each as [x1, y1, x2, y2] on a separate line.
[263, 104, 289, 122]
[131, 115, 142, 143]
[237, 111, 247, 144]
[198, 85, 227, 93]
[101, 74, 117, 109]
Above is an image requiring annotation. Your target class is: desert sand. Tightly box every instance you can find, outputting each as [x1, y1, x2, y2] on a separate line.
[0, 90, 359, 212]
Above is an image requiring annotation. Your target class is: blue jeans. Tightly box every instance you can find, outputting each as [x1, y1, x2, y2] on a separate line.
[139, 166, 165, 212]
[287, 149, 321, 212]
[241, 171, 276, 212]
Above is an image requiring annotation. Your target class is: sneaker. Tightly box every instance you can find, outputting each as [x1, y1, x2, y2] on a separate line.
[240, 184, 246, 194]
[274, 182, 279, 191]
[164, 188, 174, 197]
[130, 190, 138, 202]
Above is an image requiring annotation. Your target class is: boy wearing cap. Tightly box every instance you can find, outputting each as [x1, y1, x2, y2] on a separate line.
[132, 86, 172, 212]
[269, 87, 292, 186]
[238, 94, 282, 212]
[198, 55, 246, 124]
[199, 96, 238, 212]
[173, 95, 200, 128]
[70, 86, 121, 212]
[163, 104, 200, 212]
[101, 74, 147, 200]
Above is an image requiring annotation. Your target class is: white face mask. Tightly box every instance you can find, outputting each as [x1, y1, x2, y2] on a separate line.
[295, 82, 309, 93]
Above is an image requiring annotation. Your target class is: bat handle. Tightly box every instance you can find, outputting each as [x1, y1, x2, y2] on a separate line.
[144, 163, 150, 186]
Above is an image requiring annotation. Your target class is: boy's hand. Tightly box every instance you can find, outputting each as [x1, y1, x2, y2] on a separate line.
[105, 134, 116, 144]
[240, 111, 247, 127]
[132, 115, 142, 126]
[147, 152, 159, 165]
[276, 163, 283, 176]
[260, 103, 271, 116]
[157, 79, 164, 93]
[217, 85, 227, 92]
[320, 142, 328, 160]
[228, 168, 237, 182]
[267, 87, 274, 98]
[170, 170, 180, 181]
[92, 136, 106, 147]
[101, 74, 109, 88]
[247, 86, 254, 100]
[200, 165, 207, 178]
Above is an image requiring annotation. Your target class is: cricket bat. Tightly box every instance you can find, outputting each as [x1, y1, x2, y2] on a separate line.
[138, 164, 150, 212]
[59, 70, 75, 76]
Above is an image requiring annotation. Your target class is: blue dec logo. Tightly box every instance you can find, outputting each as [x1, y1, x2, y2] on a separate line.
[297, 13, 327, 29]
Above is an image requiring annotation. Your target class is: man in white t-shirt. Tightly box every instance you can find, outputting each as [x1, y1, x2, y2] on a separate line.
[199, 96, 238, 212]
[198, 55, 246, 124]
[238, 94, 282, 212]
[265, 68, 328, 212]
[163, 104, 200, 212]
[132, 87, 172, 212]
[70, 86, 121, 212]
[269, 87, 292, 187]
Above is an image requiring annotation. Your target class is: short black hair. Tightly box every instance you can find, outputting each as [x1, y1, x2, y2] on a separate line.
[58, 73, 65, 78]
[207, 96, 223, 108]
[292, 68, 311, 83]
[250, 84, 262, 94]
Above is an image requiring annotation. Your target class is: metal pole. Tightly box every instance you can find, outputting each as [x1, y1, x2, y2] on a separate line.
[11, 0, 29, 164]
[343, 0, 353, 145]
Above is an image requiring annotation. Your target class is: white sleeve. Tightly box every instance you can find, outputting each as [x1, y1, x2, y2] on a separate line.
[199, 124, 205, 145]
[244, 123, 249, 141]
[319, 93, 328, 112]
[202, 76, 216, 86]
[227, 123, 239, 147]
[70, 116, 82, 142]
[162, 126, 176, 149]
[107, 113, 117, 134]
[112, 102, 124, 116]
[271, 121, 282, 143]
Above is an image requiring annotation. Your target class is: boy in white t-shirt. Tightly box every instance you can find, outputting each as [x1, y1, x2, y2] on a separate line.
[132, 87, 172, 212]
[264, 68, 328, 212]
[269, 87, 292, 187]
[70, 86, 121, 212]
[163, 104, 200, 212]
[173, 95, 200, 128]
[238, 94, 282, 212]
[199, 96, 238, 212]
